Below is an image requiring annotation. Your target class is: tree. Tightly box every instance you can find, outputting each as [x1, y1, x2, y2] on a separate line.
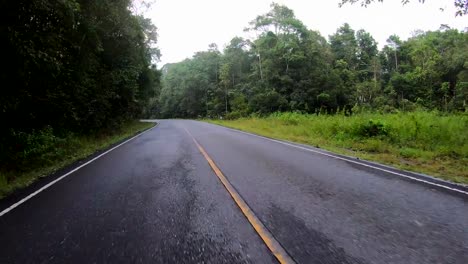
[330, 23, 359, 70]
[1, 0, 161, 171]
[356, 29, 379, 81]
[157, 3, 467, 118]
[159, 46, 221, 118]
[386, 35, 402, 72]
[339, 0, 468, 16]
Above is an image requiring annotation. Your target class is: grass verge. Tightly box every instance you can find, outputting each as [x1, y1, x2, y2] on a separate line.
[207, 111, 467, 184]
[0, 121, 155, 199]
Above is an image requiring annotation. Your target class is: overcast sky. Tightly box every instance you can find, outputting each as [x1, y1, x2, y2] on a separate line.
[144, 0, 467, 66]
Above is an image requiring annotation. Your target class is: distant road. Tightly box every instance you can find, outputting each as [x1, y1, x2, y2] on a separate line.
[1, 120, 467, 263]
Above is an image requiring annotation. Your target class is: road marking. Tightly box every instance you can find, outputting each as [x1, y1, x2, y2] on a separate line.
[0, 124, 158, 217]
[184, 127, 295, 264]
[213, 124, 468, 196]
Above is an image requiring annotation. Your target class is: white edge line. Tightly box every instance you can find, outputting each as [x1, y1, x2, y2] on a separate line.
[213, 124, 468, 196]
[0, 124, 157, 217]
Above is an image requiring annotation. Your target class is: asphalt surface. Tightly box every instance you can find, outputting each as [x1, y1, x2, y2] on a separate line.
[1, 120, 467, 263]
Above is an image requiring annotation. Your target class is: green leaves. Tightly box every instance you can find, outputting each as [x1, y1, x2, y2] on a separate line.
[1, 0, 161, 173]
[157, 3, 467, 120]
[339, 0, 467, 16]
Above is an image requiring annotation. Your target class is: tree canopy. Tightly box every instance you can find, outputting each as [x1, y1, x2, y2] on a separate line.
[339, 0, 468, 16]
[1, 0, 161, 168]
[158, 3, 467, 119]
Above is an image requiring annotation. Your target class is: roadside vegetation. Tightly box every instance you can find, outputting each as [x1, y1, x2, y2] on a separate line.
[209, 111, 468, 184]
[2, 1, 467, 196]
[158, 4, 467, 119]
[1, 0, 161, 198]
[0, 121, 155, 199]
[156, 3, 467, 183]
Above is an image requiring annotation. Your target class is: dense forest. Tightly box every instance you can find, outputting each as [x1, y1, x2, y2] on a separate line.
[1, 0, 161, 172]
[157, 3, 468, 119]
[1, 1, 467, 186]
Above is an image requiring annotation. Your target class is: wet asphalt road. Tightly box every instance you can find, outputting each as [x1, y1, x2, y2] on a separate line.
[0, 120, 467, 263]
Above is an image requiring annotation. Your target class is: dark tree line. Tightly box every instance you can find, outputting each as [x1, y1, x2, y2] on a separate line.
[158, 3, 467, 119]
[1, 0, 161, 166]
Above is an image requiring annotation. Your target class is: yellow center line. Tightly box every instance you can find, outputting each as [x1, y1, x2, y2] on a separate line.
[183, 127, 296, 264]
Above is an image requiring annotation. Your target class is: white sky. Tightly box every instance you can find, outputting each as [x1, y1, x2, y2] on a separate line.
[145, 0, 467, 66]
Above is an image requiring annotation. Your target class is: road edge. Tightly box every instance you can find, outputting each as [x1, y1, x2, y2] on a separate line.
[0, 121, 158, 216]
[203, 121, 468, 196]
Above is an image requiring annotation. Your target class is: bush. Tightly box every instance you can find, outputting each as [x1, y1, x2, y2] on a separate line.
[225, 111, 242, 120]
[6, 127, 68, 173]
[355, 120, 390, 138]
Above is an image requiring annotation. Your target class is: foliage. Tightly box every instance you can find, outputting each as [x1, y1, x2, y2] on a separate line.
[339, 0, 468, 16]
[0, 0, 161, 185]
[354, 119, 390, 137]
[158, 3, 467, 119]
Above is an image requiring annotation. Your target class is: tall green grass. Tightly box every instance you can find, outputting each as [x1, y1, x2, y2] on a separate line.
[209, 111, 468, 184]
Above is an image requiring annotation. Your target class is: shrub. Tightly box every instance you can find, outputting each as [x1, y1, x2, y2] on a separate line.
[225, 111, 242, 120]
[354, 119, 390, 138]
[3, 127, 70, 175]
